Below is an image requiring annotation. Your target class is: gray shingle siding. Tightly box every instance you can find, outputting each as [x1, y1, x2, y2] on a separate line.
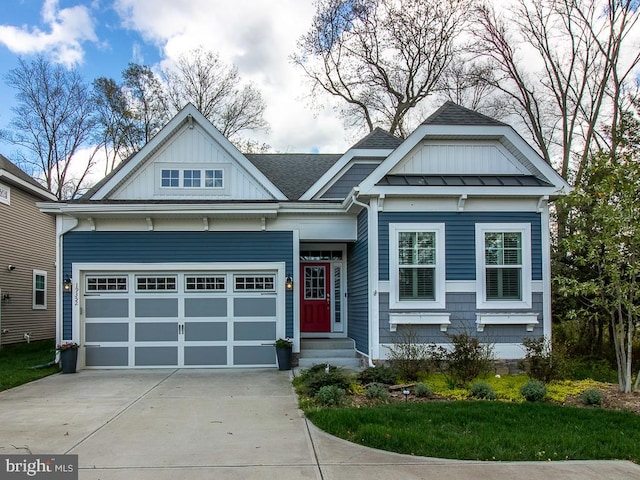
[347, 209, 369, 354]
[62, 231, 294, 339]
[379, 292, 544, 344]
[321, 163, 379, 199]
[378, 211, 543, 281]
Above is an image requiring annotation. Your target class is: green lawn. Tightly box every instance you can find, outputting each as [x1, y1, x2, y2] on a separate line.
[0, 340, 59, 392]
[306, 401, 640, 462]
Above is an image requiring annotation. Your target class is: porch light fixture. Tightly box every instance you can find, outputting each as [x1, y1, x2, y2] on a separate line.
[285, 275, 294, 291]
[63, 276, 72, 293]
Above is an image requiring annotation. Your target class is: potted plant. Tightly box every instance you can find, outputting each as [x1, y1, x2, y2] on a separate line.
[274, 338, 293, 371]
[57, 342, 79, 374]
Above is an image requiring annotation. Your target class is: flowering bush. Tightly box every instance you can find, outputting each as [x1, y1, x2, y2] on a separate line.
[57, 342, 79, 351]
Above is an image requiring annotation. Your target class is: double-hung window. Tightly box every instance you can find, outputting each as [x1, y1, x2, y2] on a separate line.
[476, 223, 532, 309]
[389, 223, 445, 309]
[33, 270, 47, 309]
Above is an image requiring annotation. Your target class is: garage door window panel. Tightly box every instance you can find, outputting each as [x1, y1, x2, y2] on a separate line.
[86, 276, 128, 293]
[136, 276, 177, 292]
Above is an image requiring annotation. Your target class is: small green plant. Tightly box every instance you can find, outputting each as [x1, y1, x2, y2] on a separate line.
[429, 332, 494, 387]
[274, 338, 293, 349]
[414, 382, 433, 398]
[357, 365, 398, 385]
[521, 337, 568, 383]
[364, 383, 389, 400]
[388, 330, 430, 381]
[314, 385, 346, 406]
[580, 388, 604, 406]
[470, 381, 497, 400]
[520, 379, 547, 402]
[295, 364, 352, 396]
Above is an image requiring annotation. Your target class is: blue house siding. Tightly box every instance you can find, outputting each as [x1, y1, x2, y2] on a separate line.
[347, 209, 369, 354]
[378, 211, 543, 281]
[379, 292, 544, 344]
[62, 231, 294, 339]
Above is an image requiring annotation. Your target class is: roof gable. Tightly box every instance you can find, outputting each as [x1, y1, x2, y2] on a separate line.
[0, 154, 56, 201]
[422, 101, 507, 126]
[349, 127, 402, 149]
[88, 104, 287, 202]
[357, 102, 571, 196]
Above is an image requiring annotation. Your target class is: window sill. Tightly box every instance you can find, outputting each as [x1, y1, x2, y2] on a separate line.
[389, 313, 451, 332]
[475, 313, 538, 332]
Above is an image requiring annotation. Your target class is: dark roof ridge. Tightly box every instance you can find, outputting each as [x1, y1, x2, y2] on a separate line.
[423, 101, 507, 126]
[350, 127, 403, 150]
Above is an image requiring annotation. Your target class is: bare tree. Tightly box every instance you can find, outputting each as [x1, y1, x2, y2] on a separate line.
[163, 47, 269, 141]
[293, 0, 473, 138]
[122, 63, 169, 145]
[470, 0, 640, 184]
[92, 77, 140, 174]
[4, 56, 98, 199]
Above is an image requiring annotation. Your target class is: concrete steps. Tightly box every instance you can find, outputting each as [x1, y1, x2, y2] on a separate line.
[298, 338, 362, 370]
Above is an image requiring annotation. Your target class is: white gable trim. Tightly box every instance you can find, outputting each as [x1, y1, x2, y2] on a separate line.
[0, 170, 57, 201]
[299, 148, 392, 200]
[357, 124, 571, 194]
[90, 104, 287, 201]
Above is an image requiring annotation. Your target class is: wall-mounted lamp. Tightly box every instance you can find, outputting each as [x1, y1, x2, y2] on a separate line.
[285, 275, 294, 291]
[7, 265, 15, 271]
[63, 276, 72, 293]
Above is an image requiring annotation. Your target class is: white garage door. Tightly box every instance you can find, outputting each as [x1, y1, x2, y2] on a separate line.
[82, 270, 281, 368]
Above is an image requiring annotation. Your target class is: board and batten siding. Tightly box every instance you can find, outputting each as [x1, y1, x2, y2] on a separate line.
[347, 209, 369, 354]
[0, 185, 55, 345]
[112, 123, 274, 201]
[62, 231, 294, 339]
[378, 211, 543, 281]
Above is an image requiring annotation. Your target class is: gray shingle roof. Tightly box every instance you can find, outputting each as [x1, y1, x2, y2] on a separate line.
[245, 153, 342, 200]
[0, 154, 53, 198]
[379, 175, 552, 187]
[350, 127, 402, 149]
[423, 101, 507, 126]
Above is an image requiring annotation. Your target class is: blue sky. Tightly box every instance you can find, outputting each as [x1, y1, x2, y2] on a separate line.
[0, 0, 349, 161]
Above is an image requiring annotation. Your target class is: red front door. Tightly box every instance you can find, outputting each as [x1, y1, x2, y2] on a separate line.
[300, 263, 331, 332]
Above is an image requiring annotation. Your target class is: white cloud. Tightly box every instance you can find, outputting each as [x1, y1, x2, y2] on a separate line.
[0, 0, 97, 67]
[113, 0, 352, 153]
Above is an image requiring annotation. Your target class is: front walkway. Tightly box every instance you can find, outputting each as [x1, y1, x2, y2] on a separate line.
[0, 369, 638, 479]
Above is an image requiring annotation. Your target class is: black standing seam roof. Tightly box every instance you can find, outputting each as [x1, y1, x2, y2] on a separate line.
[378, 175, 553, 187]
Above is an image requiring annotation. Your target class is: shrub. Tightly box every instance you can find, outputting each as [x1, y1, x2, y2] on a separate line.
[314, 385, 346, 407]
[521, 337, 569, 383]
[470, 381, 497, 400]
[580, 388, 604, 406]
[520, 379, 547, 402]
[388, 330, 430, 381]
[364, 383, 389, 400]
[569, 358, 617, 383]
[414, 382, 433, 398]
[357, 365, 398, 385]
[429, 332, 494, 387]
[296, 365, 352, 396]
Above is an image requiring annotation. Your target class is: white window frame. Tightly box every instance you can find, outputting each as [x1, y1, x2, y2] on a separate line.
[32, 270, 47, 309]
[0, 182, 10, 205]
[160, 169, 180, 188]
[204, 169, 224, 189]
[389, 223, 446, 309]
[476, 223, 532, 309]
[86, 275, 128, 293]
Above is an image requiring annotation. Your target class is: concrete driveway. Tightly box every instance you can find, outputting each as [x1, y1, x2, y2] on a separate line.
[1, 369, 639, 480]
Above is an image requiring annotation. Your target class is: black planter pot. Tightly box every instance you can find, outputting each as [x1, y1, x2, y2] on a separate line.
[275, 346, 292, 371]
[60, 348, 78, 374]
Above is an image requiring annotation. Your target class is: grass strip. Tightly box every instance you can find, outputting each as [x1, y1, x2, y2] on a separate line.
[0, 340, 59, 392]
[306, 401, 640, 462]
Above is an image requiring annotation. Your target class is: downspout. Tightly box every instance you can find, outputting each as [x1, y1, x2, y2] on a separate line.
[55, 215, 78, 363]
[351, 193, 376, 368]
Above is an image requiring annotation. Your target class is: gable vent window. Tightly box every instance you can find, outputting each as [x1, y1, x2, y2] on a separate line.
[183, 170, 201, 188]
[161, 169, 179, 187]
[205, 169, 223, 188]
